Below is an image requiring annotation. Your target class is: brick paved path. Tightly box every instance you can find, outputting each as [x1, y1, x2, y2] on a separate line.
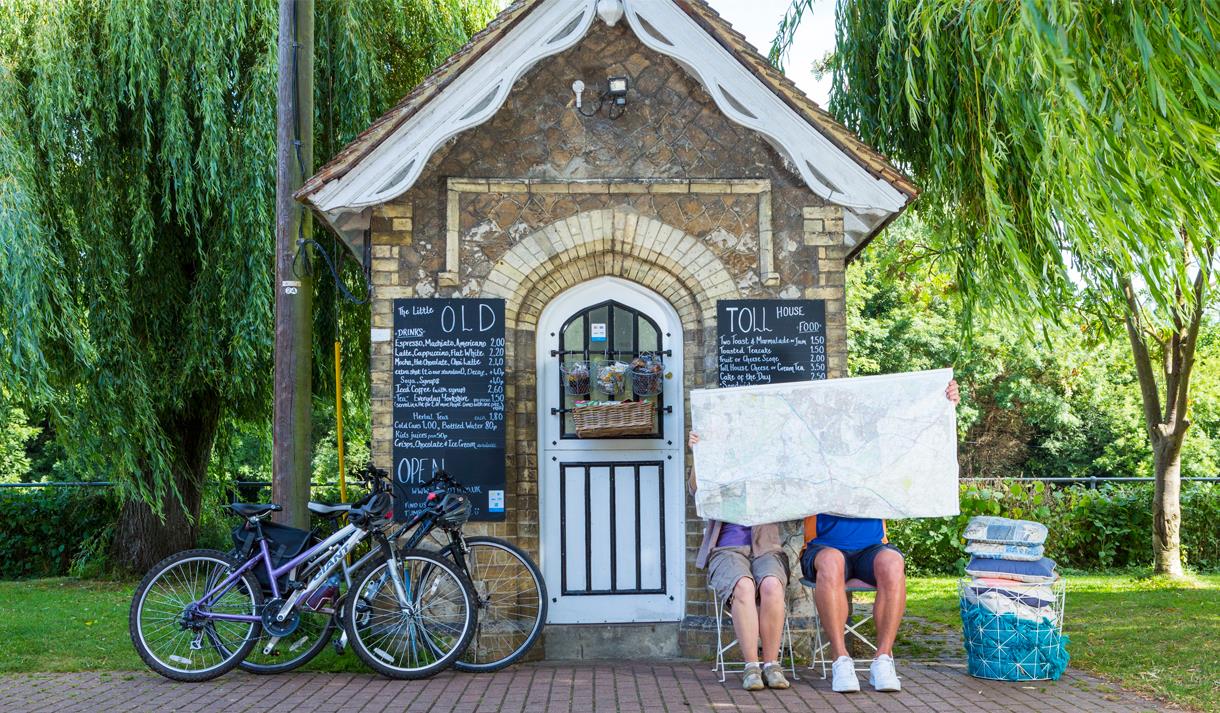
[0, 662, 1163, 712]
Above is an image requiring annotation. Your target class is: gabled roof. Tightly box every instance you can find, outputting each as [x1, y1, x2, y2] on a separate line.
[297, 0, 917, 257]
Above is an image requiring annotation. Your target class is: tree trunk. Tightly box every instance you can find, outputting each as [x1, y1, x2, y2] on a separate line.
[1151, 434, 1185, 577]
[110, 396, 221, 573]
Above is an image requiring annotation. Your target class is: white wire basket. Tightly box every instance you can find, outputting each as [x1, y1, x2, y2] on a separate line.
[958, 577, 1069, 681]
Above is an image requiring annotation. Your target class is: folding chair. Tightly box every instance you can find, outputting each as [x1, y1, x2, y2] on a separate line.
[799, 576, 879, 679]
[710, 584, 799, 683]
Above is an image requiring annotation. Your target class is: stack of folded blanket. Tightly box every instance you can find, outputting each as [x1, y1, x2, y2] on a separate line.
[959, 516, 1069, 681]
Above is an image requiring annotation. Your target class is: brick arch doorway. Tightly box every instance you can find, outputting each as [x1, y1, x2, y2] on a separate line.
[536, 277, 685, 624]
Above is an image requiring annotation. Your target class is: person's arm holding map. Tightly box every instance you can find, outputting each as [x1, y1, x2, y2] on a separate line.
[801, 378, 960, 694]
[689, 431, 790, 692]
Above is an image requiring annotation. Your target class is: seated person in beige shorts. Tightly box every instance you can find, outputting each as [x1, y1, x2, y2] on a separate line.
[689, 431, 789, 691]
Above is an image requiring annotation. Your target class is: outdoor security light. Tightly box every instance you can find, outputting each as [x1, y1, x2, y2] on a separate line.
[607, 76, 629, 105]
[574, 76, 630, 119]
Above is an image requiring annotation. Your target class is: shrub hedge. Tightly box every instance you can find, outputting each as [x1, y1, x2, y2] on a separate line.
[888, 481, 1220, 574]
[0, 482, 352, 578]
[0, 486, 119, 578]
[1, 480, 1217, 578]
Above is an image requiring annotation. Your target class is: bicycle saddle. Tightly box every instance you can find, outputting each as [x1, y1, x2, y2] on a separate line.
[308, 501, 350, 519]
[227, 502, 282, 518]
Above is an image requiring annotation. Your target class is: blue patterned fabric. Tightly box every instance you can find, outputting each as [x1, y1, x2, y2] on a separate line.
[966, 541, 1045, 561]
[963, 516, 1048, 545]
[960, 600, 1070, 681]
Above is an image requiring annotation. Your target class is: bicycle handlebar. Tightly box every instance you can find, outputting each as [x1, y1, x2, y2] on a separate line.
[423, 470, 470, 497]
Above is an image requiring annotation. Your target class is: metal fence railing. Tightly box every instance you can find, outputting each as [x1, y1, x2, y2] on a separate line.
[960, 476, 1220, 488]
[0, 480, 340, 490]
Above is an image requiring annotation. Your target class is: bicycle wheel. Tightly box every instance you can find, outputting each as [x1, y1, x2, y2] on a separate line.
[239, 609, 336, 674]
[129, 549, 262, 682]
[344, 548, 476, 679]
[448, 536, 547, 672]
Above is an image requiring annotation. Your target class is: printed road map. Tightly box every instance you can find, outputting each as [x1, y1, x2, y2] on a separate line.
[690, 369, 960, 526]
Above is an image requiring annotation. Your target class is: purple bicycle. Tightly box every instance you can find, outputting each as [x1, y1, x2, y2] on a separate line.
[127, 471, 476, 681]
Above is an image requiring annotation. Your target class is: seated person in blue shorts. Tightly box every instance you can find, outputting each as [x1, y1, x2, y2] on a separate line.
[801, 378, 959, 694]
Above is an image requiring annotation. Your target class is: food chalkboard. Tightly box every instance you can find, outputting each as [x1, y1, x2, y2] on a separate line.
[717, 299, 828, 386]
[391, 298, 506, 521]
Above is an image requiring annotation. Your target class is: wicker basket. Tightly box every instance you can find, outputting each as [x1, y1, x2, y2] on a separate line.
[572, 400, 654, 438]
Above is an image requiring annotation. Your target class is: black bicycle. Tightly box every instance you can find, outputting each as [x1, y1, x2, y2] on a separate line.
[393, 470, 547, 673]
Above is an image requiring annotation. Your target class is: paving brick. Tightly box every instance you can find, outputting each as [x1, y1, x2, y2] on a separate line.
[0, 664, 1167, 712]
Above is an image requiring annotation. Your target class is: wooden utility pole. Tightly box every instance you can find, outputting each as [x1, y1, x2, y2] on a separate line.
[273, 0, 313, 529]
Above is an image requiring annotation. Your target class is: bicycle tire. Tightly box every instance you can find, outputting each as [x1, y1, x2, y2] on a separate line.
[129, 549, 263, 682]
[344, 548, 476, 679]
[238, 610, 336, 674]
[447, 536, 547, 673]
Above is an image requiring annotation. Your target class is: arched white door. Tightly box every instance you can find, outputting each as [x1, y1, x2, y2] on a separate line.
[537, 278, 685, 623]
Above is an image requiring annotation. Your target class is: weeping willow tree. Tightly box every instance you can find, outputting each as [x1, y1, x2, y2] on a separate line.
[0, 0, 495, 571]
[774, 1, 1219, 575]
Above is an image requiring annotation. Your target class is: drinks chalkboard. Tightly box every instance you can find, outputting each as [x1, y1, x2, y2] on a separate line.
[391, 298, 506, 521]
[717, 299, 828, 386]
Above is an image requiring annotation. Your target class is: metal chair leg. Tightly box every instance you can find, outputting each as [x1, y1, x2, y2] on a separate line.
[713, 590, 727, 682]
[782, 612, 799, 680]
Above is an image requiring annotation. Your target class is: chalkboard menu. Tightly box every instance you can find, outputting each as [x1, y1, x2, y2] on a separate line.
[717, 299, 828, 386]
[391, 298, 506, 521]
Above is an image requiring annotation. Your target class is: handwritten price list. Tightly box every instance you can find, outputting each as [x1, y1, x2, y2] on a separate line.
[717, 299, 828, 386]
[391, 298, 506, 521]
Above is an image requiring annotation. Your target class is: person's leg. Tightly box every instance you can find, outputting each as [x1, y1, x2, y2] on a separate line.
[857, 545, 905, 692]
[756, 575, 785, 662]
[812, 548, 850, 659]
[868, 547, 906, 656]
[730, 576, 760, 663]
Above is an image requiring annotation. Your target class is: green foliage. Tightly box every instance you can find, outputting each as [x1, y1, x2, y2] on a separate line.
[815, 0, 1220, 326]
[779, 0, 1220, 573]
[848, 218, 1220, 480]
[0, 0, 495, 517]
[0, 487, 119, 578]
[889, 482, 1220, 575]
[0, 401, 39, 483]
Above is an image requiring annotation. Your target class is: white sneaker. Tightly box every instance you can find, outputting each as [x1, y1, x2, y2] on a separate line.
[831, 655, 860, 693]
[869, 654, 901, 692]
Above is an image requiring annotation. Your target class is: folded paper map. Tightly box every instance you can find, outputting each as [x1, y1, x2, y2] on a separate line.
[690, 368, 960, 526]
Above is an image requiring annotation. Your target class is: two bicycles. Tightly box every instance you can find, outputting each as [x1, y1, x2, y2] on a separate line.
[129, 468, 545, 681]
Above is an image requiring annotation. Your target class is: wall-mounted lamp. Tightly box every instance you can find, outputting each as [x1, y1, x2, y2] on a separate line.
[572, 76, 630, 119]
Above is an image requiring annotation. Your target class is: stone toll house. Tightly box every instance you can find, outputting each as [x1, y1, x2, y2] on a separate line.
[298, 0, 916, 658]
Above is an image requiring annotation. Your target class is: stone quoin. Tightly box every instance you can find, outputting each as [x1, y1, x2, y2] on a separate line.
[298, 0, 916, 659]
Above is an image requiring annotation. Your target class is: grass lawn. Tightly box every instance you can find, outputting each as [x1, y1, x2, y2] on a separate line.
[0, 573, 1216, 710]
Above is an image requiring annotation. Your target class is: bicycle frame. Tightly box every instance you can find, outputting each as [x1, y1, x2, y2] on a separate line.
[195, 521, 368, 624]
[389, 507, 472, 577]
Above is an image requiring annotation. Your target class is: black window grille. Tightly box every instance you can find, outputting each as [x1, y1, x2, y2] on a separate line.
[559, 461, 667, 596]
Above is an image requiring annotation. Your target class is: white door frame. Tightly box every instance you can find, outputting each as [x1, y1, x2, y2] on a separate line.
[536, 277, 686, 624]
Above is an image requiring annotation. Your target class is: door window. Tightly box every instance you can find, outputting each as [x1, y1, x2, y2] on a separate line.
[557, 300, 665, 439]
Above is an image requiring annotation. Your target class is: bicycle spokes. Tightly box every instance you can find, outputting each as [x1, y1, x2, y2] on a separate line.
[458, 539, 545, 669]
[348, 554, 471, 674]
[134, 554, 258, 675]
